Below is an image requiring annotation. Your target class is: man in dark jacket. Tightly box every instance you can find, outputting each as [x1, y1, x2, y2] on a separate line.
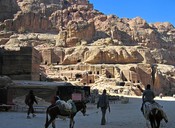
[97, 89, 110, 125]
[141, 84, 155, 113]
[142, 84, 155, 103]
[25, 90, 38, 119]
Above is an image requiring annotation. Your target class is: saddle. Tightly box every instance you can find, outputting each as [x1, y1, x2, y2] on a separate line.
[143, 102, 162, 120]
[56, 99, 77, 113]
[143, 101, 168, 123]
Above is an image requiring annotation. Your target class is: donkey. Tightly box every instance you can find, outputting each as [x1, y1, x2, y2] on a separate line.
[143, 102, 168, 128]
[45, 101, 86, 128]
[148, 108, 168, 128]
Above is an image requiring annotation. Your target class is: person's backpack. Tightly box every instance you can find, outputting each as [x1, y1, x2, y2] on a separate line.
[25, 94, 30, 105]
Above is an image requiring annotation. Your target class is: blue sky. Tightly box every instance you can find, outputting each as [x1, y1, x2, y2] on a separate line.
[89, 0, 175, 26]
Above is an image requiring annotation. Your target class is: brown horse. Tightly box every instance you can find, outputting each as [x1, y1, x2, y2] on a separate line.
[45, 101, 87, 128]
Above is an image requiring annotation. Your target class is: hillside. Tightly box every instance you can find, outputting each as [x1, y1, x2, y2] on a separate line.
[0, 0, 175, 96]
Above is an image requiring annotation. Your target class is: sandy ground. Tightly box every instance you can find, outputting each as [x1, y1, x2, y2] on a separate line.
[0, 96, 175, 128]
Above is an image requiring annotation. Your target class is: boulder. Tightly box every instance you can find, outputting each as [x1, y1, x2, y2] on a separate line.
[0, 76, 15, 88]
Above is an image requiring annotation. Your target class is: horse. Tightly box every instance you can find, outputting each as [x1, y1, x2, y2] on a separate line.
[45, 101, 87, 128]
[148, 108, 164, 128]
[143, 102, 168, 128]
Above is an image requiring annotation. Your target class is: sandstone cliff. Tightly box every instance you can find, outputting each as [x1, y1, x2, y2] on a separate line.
[0, 0, 175, 95]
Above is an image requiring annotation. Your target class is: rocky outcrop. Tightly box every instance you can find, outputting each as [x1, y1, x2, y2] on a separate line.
[58, 46, 157, 65]
[59, 46, 144, 65]
[1, 0, 175, 50]
[0, 76, 15, 88]
[153, 64, 175, 95]
[0, 0, 19, 22]
[0, 0, 175, 95]
[57, 20, 95, 47]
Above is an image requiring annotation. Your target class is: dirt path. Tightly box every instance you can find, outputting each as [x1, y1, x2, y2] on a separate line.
[0, 97, 174, 128]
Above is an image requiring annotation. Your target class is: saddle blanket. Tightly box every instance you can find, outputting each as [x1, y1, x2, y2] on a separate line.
[56, 99, 77, 113]
[143, 102, 162, 120]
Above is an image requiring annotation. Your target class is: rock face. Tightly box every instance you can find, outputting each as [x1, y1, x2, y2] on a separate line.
[0, 0, 19, 22]
[0, 76, 15, 88]
[0, 0, 175, 95]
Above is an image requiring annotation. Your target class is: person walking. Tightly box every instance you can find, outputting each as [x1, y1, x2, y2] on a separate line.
[25, 90, 38, 119]
[97, 89, 110, 125]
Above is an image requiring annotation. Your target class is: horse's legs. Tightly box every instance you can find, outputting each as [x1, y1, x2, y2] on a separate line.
[155, 110, 162, 128]
[52, 119, 56, 128]
[151, 119, 158, 128]
[69, 118, 75, 128]
[45, 117, 56, 128]
[72, 119, 75, 128]
[156, 119, 160, 128]
[149, 116, 155, 128]
[69, 119, 72, 128]
[150, 121, 154, 128]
